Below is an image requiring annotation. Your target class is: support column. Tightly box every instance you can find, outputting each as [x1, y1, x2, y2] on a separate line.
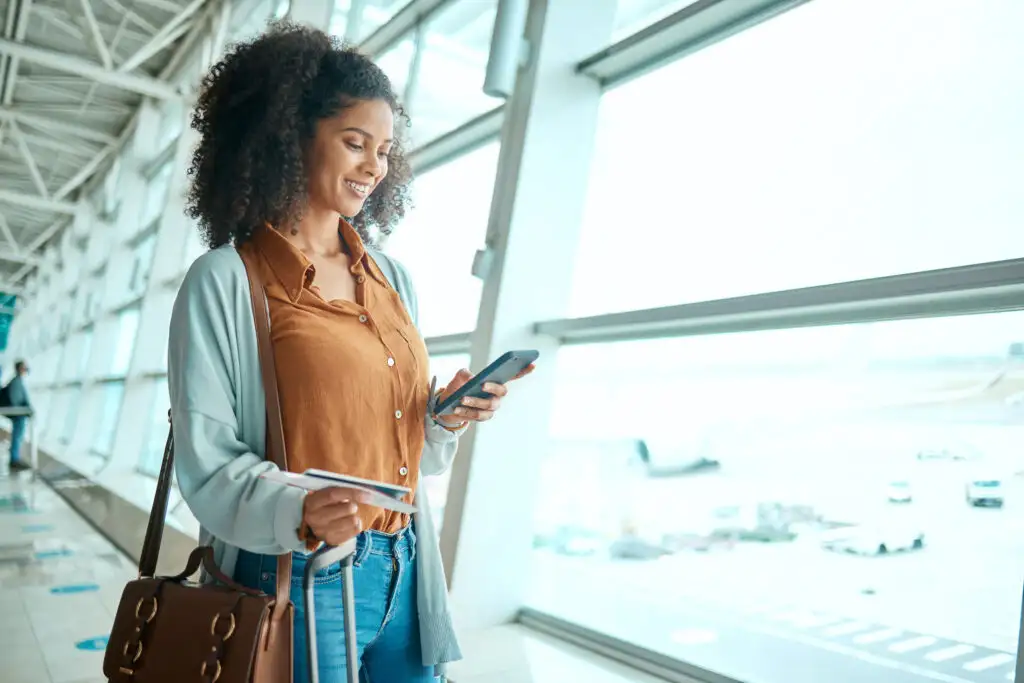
[439, 0, 616, 629]
[287, 0, 334, 31]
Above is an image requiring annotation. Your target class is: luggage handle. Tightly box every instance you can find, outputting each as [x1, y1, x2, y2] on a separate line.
[304, 540, 359, 683]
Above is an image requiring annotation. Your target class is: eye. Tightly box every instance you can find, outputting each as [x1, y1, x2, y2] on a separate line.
[377, 150, 390, 160]
[345, 141, 363, 152]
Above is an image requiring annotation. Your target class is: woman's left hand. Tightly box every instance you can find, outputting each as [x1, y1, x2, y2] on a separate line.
[435, 364, 536, 427]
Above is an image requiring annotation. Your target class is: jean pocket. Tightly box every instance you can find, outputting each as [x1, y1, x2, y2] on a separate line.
[288, 561, 345, 587]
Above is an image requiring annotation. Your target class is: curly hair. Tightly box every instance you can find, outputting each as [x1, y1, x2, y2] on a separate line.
[185, 22, 412, 248]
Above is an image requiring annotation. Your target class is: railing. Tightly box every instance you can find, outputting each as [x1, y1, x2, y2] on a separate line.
[0, 407, 38, 480]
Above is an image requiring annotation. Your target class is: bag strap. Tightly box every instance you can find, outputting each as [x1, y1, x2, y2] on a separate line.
[237, 247, 294, 614]
[137, 249, 293, 612]
[138, 423, 174, 578]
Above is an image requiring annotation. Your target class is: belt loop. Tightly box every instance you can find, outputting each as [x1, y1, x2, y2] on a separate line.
[406, 524, 416, 564]
[353, 532, 371, 567]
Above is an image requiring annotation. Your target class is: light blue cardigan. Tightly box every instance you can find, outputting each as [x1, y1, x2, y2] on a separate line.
[167, 245, 464, 676]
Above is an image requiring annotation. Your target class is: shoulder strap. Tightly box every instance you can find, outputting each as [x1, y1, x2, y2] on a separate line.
[238, 248, 287, 472]
[138, 421, 174, 578]
[138, 248, 292, 609]
[237, 247, 293, 612]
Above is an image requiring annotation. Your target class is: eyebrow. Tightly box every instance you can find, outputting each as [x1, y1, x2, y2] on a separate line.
[342, 126, 393, 144]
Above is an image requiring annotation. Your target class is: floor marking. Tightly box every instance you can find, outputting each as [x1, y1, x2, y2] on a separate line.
[75, 636, 109, 651]
[889, 636, 939, 653]
[823, 621, 873, 636]
[926, 644, 976, 662]
[854, 628, 903, 644]
[962, 653, 1015, 671]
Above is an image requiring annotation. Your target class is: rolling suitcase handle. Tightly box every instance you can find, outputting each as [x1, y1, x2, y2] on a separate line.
[303, 540, 359, 683]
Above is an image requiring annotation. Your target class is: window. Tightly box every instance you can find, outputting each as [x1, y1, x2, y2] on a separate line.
[375, 36, 415, 101]
[140, 162, 172, 229]
[58, 330, 93, 383]
[570, 0, 1024, 317]
[138, 379, 170, 477]
[156, 99, 184, 152]
[91, 382, 125, 457]
[108, 309, 141, 377]
[528, 310, 1024, 683]
[611, 0, 701, 41]
[386, 143, 499, 336]
[183, 225, 208, 271]
[330, 0, 407, 43]
[229, 0, 277, 42]
[129, 234, 158, 297]
[59, 387, 82, 445]
[406, 0, 502, 144]
[422, 353, 471, 529]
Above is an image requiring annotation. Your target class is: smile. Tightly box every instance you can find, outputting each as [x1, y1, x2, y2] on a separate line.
[346, 180, 371, 196]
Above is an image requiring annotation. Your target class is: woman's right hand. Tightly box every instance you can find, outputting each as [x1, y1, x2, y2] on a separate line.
[302, 488, 366, 546]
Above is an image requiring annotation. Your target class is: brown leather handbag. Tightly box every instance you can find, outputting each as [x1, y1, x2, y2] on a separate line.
[103, 249, 294, 683]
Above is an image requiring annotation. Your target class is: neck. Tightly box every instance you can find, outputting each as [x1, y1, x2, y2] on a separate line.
[285, 204, 342, 256]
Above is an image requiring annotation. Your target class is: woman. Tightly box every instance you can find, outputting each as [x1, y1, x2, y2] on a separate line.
[167, 23, 532, 683]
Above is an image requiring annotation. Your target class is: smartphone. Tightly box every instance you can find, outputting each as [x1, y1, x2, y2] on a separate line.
[434, 349, 539, 416]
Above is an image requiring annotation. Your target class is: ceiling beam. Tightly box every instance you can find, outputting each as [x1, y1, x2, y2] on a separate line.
[0, 107, 117, 144]
[0, 36, 182, 100]
[54, 144, 113, 200]
[1, 0, 31, 106]
[0, 190, 77, 213]
[119, 0, 206, 73]
[0, 211, 24, 256]
[80, 0, 114, 70]
[99, 0, 159, 35]
[24, 217, 65, 256]
[133, 0, 190, 13]
[9, 120, 49, 197]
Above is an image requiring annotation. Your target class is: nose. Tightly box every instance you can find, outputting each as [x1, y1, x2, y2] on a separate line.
[361, 153, 382, 179]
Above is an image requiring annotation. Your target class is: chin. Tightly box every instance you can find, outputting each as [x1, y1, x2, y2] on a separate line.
[337, 199, 367, 218]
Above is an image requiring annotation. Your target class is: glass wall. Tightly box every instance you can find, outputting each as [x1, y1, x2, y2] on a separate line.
[569, 0, 1024, 317]
[331, 0, 409, 43]
[386, 142, 499, 337]
[406, 0, 501, 144]
[138, 378, 170, 477]
[530, 312, 1024, 676]
[524, 2, 1024, 683]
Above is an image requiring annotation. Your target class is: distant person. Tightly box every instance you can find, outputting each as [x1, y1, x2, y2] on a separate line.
[1, 360, 31, 471]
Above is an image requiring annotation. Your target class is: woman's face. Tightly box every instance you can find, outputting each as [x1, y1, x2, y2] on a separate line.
[307, 98, 394, 218]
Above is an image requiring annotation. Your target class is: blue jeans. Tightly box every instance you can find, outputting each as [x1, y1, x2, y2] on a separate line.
[9, 416, 26, 464]
[234, 525, 436, 683]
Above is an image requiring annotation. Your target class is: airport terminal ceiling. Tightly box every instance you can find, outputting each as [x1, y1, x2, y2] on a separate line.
[1, 2, 1023, 683]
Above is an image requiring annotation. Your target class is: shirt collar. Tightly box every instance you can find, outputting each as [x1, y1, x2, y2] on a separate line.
[251, 220, 387, 302]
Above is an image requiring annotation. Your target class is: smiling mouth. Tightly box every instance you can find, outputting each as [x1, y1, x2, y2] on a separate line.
[346, 180, 371, 196]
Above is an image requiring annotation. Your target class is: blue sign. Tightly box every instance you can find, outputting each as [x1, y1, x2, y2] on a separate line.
[22, 524, 54, 533]
[51, 584, 100, 595]
[34, 548, 73, 560]
[76, 636, 109, 651]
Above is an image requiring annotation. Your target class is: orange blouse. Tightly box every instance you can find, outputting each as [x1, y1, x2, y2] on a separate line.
[239, 221, 430, 534]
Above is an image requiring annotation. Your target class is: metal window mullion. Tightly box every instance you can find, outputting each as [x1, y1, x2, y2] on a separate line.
[402, 17, 428, 117]
[534, 258, 1024, 345]
[577, 0, 812, 91]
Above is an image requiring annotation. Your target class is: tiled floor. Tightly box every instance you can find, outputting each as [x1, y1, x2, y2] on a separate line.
[0, 470, 135, 683]
[0, 467, 666, 683]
